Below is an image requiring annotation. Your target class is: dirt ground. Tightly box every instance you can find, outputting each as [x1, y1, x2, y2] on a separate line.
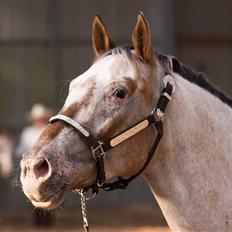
[0, 226, 170, 232]
[0, 204, 170, 232]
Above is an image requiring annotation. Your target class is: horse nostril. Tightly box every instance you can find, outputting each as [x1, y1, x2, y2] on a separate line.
[33, 158, 50, 180]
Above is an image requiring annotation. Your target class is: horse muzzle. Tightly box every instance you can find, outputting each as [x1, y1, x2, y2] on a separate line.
[20, 156, 65, 209]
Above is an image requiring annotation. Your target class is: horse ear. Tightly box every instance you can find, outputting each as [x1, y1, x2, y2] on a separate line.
[92, 15, 115, 57]
[132, 12, 154, 65]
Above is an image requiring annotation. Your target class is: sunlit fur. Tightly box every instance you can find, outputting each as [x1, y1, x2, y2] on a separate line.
[20, 13, 232, 231]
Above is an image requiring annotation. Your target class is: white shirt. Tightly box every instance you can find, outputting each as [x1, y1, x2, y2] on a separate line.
[0, 134, 13, 177]
[17, 126, 44, 156]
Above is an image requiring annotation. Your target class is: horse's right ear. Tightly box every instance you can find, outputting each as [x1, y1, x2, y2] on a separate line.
[92, 15, 115, 57]
[132, 12, 154, 65]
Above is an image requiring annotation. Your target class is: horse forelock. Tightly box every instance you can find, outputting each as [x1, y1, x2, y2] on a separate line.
[100, 45, 146, 68]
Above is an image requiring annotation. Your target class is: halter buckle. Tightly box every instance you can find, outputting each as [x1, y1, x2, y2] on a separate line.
[153, 108, 164, 122]
[151, 107, 164, 121]
[91, 142, 105, 160]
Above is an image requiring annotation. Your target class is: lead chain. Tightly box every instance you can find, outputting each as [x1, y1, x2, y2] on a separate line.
[80, 189, 89, 232]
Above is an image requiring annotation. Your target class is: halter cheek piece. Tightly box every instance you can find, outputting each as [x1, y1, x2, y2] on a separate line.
[49, 74, 174, 193]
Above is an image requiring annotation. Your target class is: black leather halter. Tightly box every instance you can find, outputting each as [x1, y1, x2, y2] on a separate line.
[49, 74, 174, 194]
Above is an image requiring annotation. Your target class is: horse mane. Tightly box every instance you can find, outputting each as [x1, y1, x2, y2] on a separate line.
[103, 46, 232, 108]
[157, 53, 232, 108]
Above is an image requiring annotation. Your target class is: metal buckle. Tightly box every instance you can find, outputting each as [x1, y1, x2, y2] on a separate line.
[151, 107, 164, 121]
[162, 92, 172, 101]
[154, 108, 164, 122]
[91, 142, 105, 160]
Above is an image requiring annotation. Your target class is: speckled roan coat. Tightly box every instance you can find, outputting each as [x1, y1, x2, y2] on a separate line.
[20, 12, 232, 231]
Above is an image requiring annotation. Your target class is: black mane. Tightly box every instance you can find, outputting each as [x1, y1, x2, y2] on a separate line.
[104, 46, 232, 108]
[157, 53, 232, 108]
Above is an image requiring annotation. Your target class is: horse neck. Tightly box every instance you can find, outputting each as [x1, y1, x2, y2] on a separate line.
[143, 73, 232, 231]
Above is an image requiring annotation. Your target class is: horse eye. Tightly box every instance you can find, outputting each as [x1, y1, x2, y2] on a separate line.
[114, 88, 127, 99]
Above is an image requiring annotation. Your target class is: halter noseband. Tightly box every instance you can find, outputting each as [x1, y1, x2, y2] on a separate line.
[49, 74, 174, 193]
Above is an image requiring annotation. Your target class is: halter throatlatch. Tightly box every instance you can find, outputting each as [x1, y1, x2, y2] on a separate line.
[49, 74, 174, 232]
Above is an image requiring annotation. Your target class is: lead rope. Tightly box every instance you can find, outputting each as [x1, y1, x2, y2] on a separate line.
[75, 189, 97, 232]
[79, 189, 89, 232]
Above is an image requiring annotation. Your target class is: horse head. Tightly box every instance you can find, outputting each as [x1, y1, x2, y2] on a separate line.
[20, 12, 167, 209]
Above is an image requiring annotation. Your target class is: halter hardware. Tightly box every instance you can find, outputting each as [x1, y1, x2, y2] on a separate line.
[91, 142, 105, 160]
[153, 108, 164, 121]
[162, 92, 172, 101]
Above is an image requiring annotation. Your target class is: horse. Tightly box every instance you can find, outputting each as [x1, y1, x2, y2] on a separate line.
[20, 12, 232, 231]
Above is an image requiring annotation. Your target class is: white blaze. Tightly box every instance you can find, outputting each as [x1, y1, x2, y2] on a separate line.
[63, 55, 136, 126]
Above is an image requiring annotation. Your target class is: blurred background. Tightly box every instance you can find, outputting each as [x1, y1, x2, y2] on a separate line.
[0, 0, 231, 231]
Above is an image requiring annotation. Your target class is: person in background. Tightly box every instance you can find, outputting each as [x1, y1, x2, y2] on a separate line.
[0, 130, 13, 216]
[0, 131, 13, 178]
[17, 103, 53, 227]
[17, 103, 52, 156]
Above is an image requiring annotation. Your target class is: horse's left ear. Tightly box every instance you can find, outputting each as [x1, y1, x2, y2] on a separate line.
[92, 15, 115, 57]
[132, 12, 154, 65]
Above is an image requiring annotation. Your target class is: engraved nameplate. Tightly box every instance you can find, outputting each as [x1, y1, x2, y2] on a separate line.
[110, 119, 149, 147]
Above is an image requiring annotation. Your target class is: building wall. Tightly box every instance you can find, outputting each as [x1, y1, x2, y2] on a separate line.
[0, 0, 174, 130]
[175, 0, 232, 95]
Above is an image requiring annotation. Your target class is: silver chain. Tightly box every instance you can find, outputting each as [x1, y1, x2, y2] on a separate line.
[77, 189, 89, 232]
[75, 188, 97, 232]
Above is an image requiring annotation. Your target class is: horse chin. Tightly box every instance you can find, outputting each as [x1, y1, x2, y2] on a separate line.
[31, 193, 64, 210]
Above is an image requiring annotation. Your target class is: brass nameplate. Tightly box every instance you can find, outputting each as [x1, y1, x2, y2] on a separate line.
[110, 119, 149, 147]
